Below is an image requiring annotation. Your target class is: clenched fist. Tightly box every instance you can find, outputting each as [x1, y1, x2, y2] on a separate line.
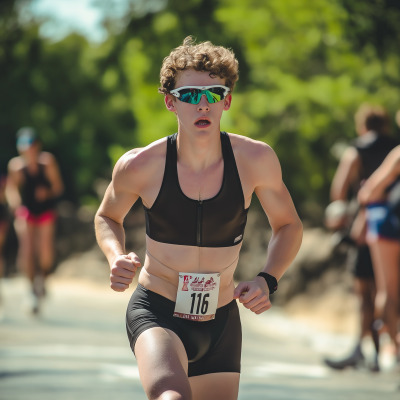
[233, 276, 271, 315]
[110, 252, 141, 292]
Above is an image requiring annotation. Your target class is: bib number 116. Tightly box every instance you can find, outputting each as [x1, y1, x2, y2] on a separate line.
[190, 293, 209, 315]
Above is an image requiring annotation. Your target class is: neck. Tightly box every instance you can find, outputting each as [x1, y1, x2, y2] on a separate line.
[176, 126, 222, 172]
[22, 152, 39, 167]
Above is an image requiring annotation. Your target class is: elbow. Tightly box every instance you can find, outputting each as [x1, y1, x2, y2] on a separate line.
[330, 188, 346, 203]
[358, 186, 373, 205]
[94, 210, 103, 225]
[294, 217, 303, 239]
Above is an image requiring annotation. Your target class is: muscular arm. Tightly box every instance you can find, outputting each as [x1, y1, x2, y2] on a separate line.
[95, 152, 142, 291]
[43, 153, 64, 198]
[5, 158, 23, 210]
[254, 146, 303, 280]
[330, 146, 360, 202]
[234, 142, 302, 313]
[358, 145, 400, 204]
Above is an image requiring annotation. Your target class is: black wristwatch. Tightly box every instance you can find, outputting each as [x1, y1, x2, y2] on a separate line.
[256, 272, 278, 295]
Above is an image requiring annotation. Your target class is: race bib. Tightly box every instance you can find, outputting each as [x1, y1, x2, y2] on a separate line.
[174, 273, 220, 321]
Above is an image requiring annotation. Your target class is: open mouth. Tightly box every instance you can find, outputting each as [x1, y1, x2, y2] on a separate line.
[195, 119, 211, 127]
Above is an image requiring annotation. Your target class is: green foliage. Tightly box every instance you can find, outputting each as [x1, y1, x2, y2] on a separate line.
[1, 0, 400, 214]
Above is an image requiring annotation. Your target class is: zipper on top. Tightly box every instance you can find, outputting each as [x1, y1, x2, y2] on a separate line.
[196, 195, 203, 247]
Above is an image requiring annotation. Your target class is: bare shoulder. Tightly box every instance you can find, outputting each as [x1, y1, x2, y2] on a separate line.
[113, 137, 168, 191]
[38, 151, 57, 166]
[228, 133, 281, 186]
[385, 145, 400, 163]
[342, 146, 360, 162]
[8, 156, 25, 172]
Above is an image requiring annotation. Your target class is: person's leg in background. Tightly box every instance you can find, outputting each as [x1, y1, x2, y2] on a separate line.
[356, 276, 378, 370]
[369, 239, 400, 360]
[34, 214, 56, 297]
[325, 246, 378, 370]
[14, 212, 39, 313]
[14, 213, 35, 282]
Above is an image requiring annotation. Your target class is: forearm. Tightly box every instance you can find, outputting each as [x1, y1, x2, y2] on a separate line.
[261, 220, 303, 280]
[5, 186, 21, 210]
[95, 214, 126, 266]
[50, 183, 64, 198]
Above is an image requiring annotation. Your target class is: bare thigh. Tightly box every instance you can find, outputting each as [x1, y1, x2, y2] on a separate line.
[189, 373, 240, 400]
[135, 327, 191, 400]
[37, 221, 55, 271]
[14, 218, 35, 278]
[369, 239, 400, 300]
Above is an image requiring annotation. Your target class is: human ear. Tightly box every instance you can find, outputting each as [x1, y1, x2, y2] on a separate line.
[165, 94, 177, 113]
[223, 94, 232, 111]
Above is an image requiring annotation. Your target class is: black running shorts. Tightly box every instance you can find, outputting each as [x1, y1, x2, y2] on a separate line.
[353, 246, 374, 279]
[126, 284, 242, 377]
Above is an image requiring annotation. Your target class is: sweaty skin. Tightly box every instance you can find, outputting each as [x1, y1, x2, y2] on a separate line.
[95, 69, 303, 400]
[96, 70, 302, 312]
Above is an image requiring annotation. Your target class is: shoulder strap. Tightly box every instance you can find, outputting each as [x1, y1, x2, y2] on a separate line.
[164, 133, 179, 186]
[220, 131, 244, 193]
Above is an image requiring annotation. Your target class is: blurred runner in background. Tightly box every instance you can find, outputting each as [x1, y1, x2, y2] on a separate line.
[6, 127, 64, 314]
[0, 173, 10, 311]
[325, 104, 398, 371]
[358, 111, 400, 363]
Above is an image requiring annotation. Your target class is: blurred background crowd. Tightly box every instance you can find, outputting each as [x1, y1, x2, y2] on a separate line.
[1, 0, 400, 399]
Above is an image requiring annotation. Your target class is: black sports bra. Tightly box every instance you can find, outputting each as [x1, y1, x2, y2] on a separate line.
[143, 132, 249, 247]
[22, 164, 55, 215]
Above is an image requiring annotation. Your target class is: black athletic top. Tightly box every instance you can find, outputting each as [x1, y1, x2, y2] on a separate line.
[353, 133, 399, 181]
[143, 132, 249, 247]
[22, 164, 55, 215]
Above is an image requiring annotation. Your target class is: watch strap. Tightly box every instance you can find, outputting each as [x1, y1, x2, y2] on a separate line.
[257, 272, 278, 294]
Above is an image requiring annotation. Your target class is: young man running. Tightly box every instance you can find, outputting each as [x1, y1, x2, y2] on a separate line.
[95, 38, 302, 400]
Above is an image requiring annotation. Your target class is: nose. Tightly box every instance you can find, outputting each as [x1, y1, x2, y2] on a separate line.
[197, 95, 210, 111]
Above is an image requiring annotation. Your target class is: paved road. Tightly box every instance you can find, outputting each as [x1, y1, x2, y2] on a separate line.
[0, 276, 399, 400]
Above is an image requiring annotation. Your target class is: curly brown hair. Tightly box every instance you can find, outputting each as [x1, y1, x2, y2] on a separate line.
[159, 36, 239, 95]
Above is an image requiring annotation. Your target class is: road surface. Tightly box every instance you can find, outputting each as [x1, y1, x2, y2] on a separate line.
[0, 276, 399, 400]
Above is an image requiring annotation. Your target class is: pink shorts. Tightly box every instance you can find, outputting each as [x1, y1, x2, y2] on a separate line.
[15, 206, 56, 225]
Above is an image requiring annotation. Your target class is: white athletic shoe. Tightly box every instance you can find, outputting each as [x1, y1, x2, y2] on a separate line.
[23, 292, 41, 315]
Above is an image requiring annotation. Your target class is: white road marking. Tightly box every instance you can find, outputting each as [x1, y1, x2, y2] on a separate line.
[250, 361, 330, 379]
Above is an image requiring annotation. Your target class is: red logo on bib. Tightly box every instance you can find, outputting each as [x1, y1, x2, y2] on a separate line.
[181, 275, 192, 291]
[204, 277, 217, 291]
[190, 277, 205, 291]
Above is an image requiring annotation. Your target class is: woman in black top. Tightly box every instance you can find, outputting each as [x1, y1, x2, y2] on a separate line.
[6, 128, 63, 314]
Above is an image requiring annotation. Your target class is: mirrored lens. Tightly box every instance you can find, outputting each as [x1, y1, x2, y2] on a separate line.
[177, 88, 226, 104]
[206, 89, 223, 103]
[180, 89, 200, 104]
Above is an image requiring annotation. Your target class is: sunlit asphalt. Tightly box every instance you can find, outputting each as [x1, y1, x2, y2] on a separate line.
[0, 276, 399, 400]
